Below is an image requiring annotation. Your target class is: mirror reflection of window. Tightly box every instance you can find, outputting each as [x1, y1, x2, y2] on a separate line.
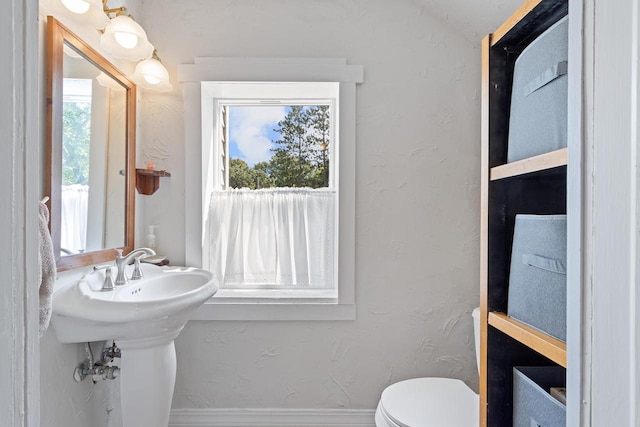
[60, 47, 127, 258]
[61, 78, 92, 255]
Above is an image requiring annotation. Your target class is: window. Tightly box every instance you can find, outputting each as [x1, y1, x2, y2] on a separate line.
[205, 83, 338, 301]
[179, 58, 363, 320]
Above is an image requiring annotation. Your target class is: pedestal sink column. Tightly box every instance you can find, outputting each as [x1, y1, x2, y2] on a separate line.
[118, 335, 178, 427]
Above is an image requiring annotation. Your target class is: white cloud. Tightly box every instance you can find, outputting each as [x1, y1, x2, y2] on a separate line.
[229, 106, 286, 167]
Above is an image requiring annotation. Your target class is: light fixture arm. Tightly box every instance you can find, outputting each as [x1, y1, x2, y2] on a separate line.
[102, 0, 127, 17]
[104, 6, 126, 16]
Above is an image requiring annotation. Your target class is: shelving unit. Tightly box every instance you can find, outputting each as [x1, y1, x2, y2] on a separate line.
[490, 148, 567, 181]
[480, 0, 569, 426]
[488, 312, 566, 368]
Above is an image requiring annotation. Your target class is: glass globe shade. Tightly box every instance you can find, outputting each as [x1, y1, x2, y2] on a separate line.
[96, 72, 125, 91]
[144, 74, 162, 85]
[55, 0, 109, 28]
[60, 0, 90, 14]
[114, 31, 139, 49]
[101, 15, 154, 61]
[134, 58, 172, 92]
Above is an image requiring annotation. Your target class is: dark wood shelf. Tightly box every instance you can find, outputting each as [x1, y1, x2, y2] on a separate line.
[488, 311, 567, 367]
[490, 148, 568, 181]
[136, 169, 171, 195]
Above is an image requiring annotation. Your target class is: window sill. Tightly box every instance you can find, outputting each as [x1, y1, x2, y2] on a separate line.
[190, 289, 355, 321]
[214, 288, 337, 301]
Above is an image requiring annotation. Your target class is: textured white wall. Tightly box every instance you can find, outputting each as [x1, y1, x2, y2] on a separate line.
[417, 0, 524, 42]
[136, 0, 520, 410]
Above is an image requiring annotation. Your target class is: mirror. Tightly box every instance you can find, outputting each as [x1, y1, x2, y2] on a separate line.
[46, 16, 136, 271]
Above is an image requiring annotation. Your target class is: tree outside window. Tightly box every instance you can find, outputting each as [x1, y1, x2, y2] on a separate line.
[228, 105, 331, 190]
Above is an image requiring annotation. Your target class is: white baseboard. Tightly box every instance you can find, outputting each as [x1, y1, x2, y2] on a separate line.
[169, 408, 376, 427]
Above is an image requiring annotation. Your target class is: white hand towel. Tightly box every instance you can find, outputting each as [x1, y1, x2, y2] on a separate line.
[39, 201, 56, 337]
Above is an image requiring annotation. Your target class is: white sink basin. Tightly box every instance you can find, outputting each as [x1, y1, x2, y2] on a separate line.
[51, 264, 217, 427]
[52, 264, 217, 343]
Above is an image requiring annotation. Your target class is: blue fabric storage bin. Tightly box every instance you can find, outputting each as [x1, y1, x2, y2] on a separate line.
[513, 367, 566, 427]
[507, 16, 569, 162]
[508, 214, 567, 341]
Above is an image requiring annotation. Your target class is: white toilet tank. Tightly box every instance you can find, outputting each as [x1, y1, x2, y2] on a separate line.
[472, 307, 480, 374]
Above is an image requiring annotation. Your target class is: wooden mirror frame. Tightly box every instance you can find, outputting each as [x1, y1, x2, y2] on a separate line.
[46, 16, 136, 271]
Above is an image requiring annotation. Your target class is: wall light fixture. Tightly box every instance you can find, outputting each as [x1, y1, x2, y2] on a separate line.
[100, 8, 154, 61]
[58, 0, 110, 29]
[57, 0, 172, 92]
[133, 51, 172, 92]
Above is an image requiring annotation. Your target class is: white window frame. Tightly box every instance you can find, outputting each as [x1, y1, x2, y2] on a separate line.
[178, 58, 363, 320]
[211, 84, 339, 299]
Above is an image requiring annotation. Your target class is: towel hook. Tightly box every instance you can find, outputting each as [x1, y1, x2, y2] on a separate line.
[41, 196, 49, 204]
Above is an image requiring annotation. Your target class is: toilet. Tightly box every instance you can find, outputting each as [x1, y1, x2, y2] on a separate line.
[375, 308, 481, 427]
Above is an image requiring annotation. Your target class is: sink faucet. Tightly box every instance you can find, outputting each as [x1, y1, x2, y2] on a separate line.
[93, 264, 116, 291]
[114, 248, 156, 286]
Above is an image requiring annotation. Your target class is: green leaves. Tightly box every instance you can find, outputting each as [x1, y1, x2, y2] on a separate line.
[62, 102, 92, 186]
[229, 158, 276, 190]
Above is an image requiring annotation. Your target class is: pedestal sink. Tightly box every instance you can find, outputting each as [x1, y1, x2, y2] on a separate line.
[51, 264, 217, 427]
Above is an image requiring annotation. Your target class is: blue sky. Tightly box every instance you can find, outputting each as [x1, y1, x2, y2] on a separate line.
[228, 106, 290, 167]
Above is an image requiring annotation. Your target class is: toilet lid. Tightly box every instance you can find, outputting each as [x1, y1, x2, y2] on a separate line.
[379, 378, 478, 427]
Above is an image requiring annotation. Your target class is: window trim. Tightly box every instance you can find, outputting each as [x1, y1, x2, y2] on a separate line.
[178, 58, 362, 321]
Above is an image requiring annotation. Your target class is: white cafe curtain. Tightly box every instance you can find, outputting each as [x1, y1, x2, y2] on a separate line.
[60, 184, 88, 254]
[206, 188, 336, 289]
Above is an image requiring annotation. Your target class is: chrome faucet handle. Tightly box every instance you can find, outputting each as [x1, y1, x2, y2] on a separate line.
[114, 248, 128, 286]
[98, 266, 115, 292]
[131, 256, 144, 281]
